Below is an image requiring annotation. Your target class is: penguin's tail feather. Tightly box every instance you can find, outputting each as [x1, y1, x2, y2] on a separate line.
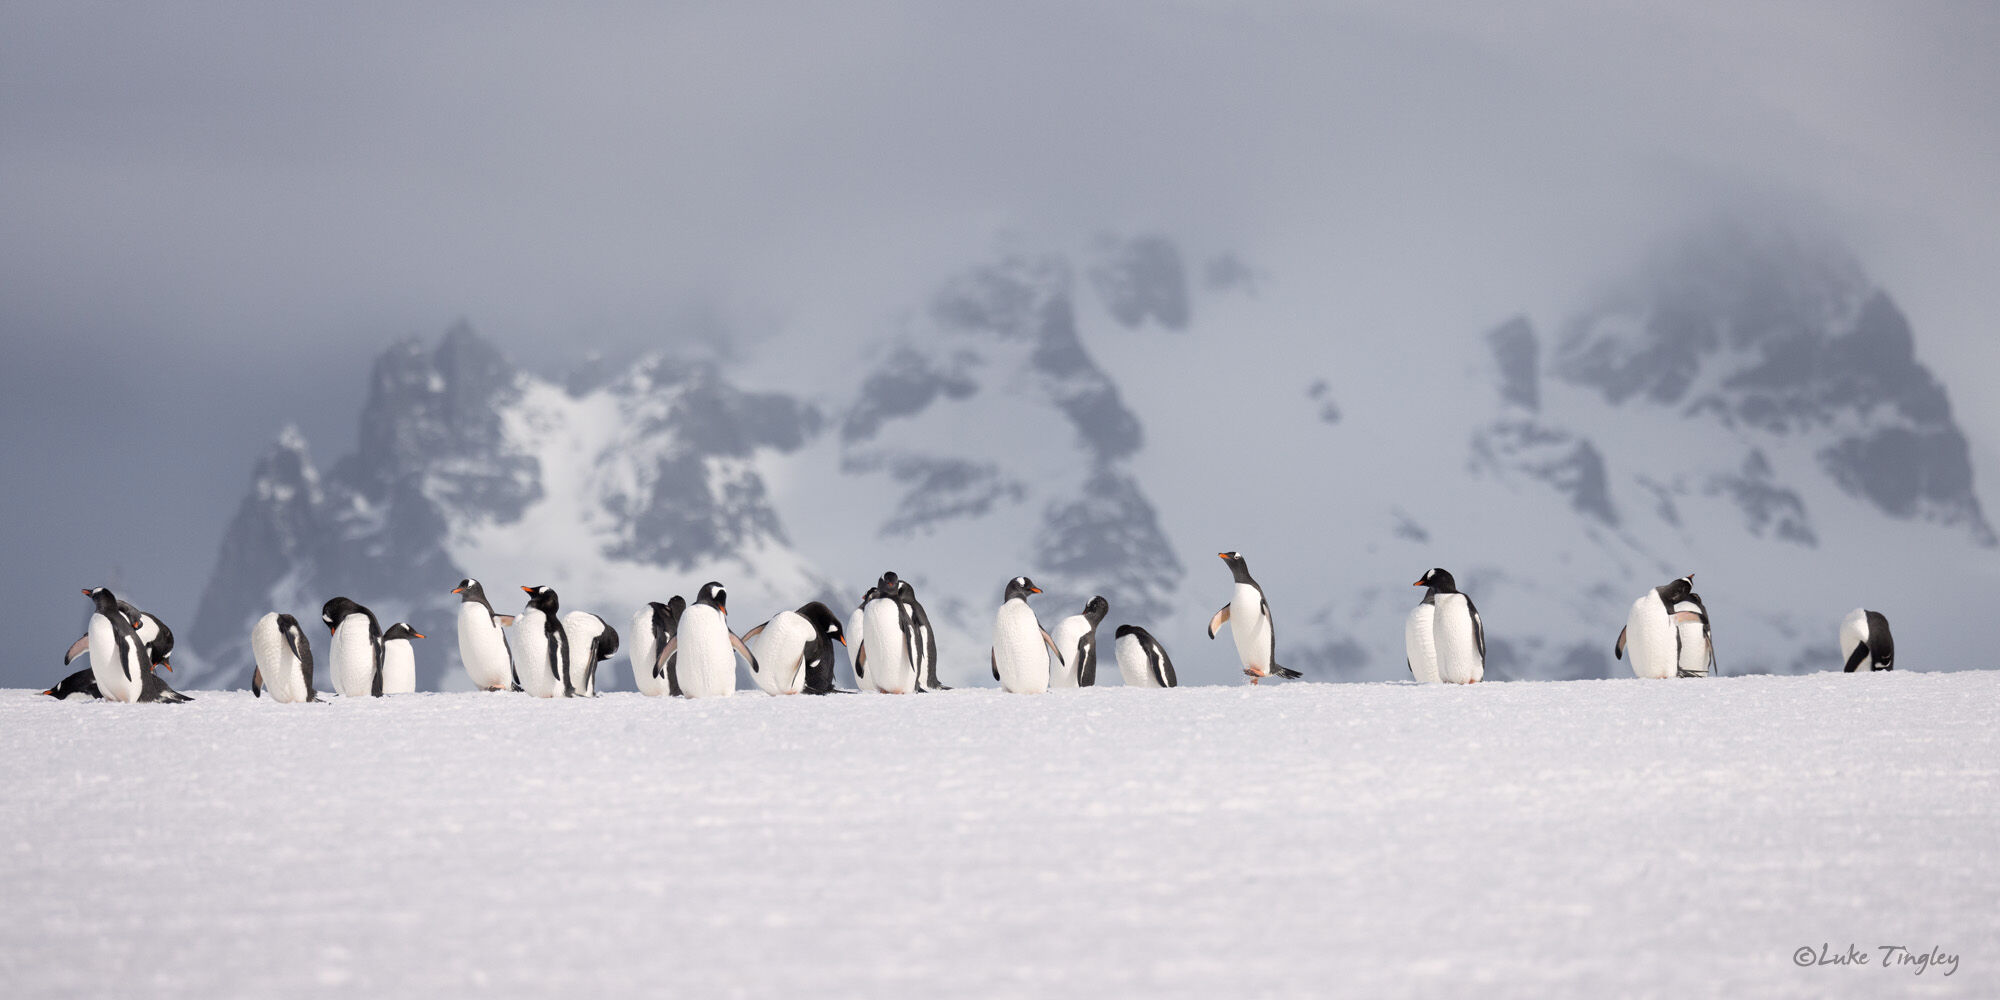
[1268, 664, 1303, 679]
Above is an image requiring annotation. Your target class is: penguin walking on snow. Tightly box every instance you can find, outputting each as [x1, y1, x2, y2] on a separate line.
[1404, 579, 1441, 684]
[381, 622, 424, 694]
[561, 612, 619, 696]
[655, 582, 757, 698]
[743, 601, 846, 696]
[1672, 590, 1715, 678]
[1051, 596, 1109, 688]
[861, 575, 921, 694]
[1208, 553, 1302, 684]
[629, 597, 685, 697]
[251, 612, 321, 702]
[1839, 608, 1895, 672]
[452, 579, 517, 691]
[511, 586, 572, 698]
[1113, 624, 1177, 688]
[1414, 568, 1484, 684]
[991, 576, 1062, 694]
[1615, 574, 1696, 679]
[78, 588, 152, 703]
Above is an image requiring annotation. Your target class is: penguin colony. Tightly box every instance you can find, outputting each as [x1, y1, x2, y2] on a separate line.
[46, 557, 1899, 700]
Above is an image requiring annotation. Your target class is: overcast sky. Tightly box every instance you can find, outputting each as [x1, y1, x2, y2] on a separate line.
[3, 2, 1997, 685]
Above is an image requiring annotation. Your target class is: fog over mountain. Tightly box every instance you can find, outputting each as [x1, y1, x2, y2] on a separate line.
[5, 3, 2000, 689]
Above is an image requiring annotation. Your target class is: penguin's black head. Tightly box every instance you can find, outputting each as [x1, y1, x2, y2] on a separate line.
[276, 613, 303, 641]
[452, 578, 485, 601]
[858, 586, 881, 609]
[383, 622, 425, 642]
[1114, 623, 1142, 640]
[140, 614, 176, 669]
[1658, 574, 1695, 604]
[797, 601, 847, 646]
[877, 571, 901, 593]
[665, 594, 687, 625]
[1217, 552, 1255, 584]
[520, 586, 560, 614]
[1004, 576, 1042, 601]
[1414, 568, 1458, 593]
[895, 579, 918, 601]
[1083, 596, 1109, 625]
[592, 622, 620, 661]
[321, 596, 367, 635]
[82, 587, 121, 614]
[696, 582, 727, 613]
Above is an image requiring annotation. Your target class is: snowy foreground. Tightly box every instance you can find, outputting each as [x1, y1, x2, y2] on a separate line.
[3, 672, 1995, 998]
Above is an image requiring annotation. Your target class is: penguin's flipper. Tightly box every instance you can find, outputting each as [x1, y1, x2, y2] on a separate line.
[1670, 611, 1705, 624]
[252, 666, 264, 698]
[493, 614, 516, 627]
[990, 649, 1000, 682]
[1077, 634, 1096, 687]
[64, 635, 90, 666]
[742, 621, 768, 643]
[1268, 664, 1302, 679]
[1614, 626, 1628, 661]
[1039, 628, 1063, 660]
[728, 631, 759, 675]
[1842, 643, 1870, 673]
[1207, 604, 1231, 639]
[853, 641, 866, 679]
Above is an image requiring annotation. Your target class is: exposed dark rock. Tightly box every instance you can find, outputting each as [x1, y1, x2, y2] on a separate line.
[1088, 234, 1190, 329]
[1487, 316, 1540, 412]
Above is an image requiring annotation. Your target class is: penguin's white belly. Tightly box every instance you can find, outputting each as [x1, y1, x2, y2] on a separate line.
[1672, 606, 1709, 677]
[250, 613, 309, 703]
[1227, 584, 1271, 671]
[1404, 603, 1440, 683]
[1050, 616, 1089, 688]
[992, 600, 1049, 694]
[89, 615, 143, 703]
[457, 604, 512, 691]
[863, 599, 915, 694]
[1625, 597, 1677, 679]
[748, 612, 813, 696]
[846, 606, 868, 688]
[1838, 608, 1869, 669]
[1114, 633, 1157, 688]
[1432, 593, 1482, 684]
[330, 620, 377, 696]
[675, 606, 738, 699]
[561, 612, 609, 696]
[381, 640, 416, 694]
[510, 611, 561, 698]
[629, 609, 662, 696]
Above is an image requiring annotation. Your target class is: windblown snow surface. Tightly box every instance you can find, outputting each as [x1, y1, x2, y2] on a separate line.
[4, 671, 1994, 997]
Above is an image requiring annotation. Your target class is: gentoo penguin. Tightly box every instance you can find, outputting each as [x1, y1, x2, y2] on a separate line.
[510, 586, 572, 698]
[798, 601, 849, 695]
[125, 604, 176, 675]
[743, 601, 846, 696]
[1839, 608, 1895, 672]
[1615, 574, 1695, 679]
[452, 579, 517, 691]
[1672, 591, 1715, 678]
[1113, 624, 1177, 688]
[62, 599, 187, 700]
[1404, 578, 1441, 684]
[861, 575, 920, 694]
[381, 622, 424, 694]
[322, 596, 385, 697]
[1414, 568, 1484, 684]
[561, 612, 619, 697]
[888, 575, 946, 691]
[628, 597, 685, 697]
[654, 582, 756, 699]
[42, 667, 101, 700]
[79, 588, 150, 703]
[250, 612, 320, 703]
[1208, 553, 1302, 684]
[1051, 596, 1109, 688]
[847, 588, 877, 690]
[991, 576, 1063, 694]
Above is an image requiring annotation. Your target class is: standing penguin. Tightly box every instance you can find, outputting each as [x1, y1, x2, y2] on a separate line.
[628, 597, 685, 697]
[1051, 596, 1109, 688]
[64, 598, 190, 702]
[1113, 624, 1177, 688]
[1672, 590, 1715, 678]
[1208, 553, 1302, 685]
[861, 575, 920, 695]
[846, 588, 877, 690]
[561, 612, 619, 697]
[655, 582, 756, 699]
[1615, 574, 1695, 679]
[381, 622, 424, 694]
[1414, 569, 1484, 684]
[1839, 608, 1895, 672]
[511, 586, 572, 698]
[452, 579, 517, 692]
[1404, 578, 1441, 684]
[889, 576, 946, 691]
[76, 588, 153, 703]
[743, 601, 846, 696]
[991, 576, 1063, 694]
[251, 612, 320, 703]
[322, 597, 386, 697]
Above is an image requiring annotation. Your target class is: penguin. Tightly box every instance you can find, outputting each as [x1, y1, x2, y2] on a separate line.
[1839, 608, 1895, 672]
[561, 612, 618, 697]
[79, 588, 150, 703]
[742, 601, 846, 696]
[322, 596, 386, 697]
[1615, 574, 1695, 679]
[1413, 569, 1484, 684]
[1207, 553, 1302, 684]
[125, 604, 176, 675]
[861, 575, 920, 694]
[42, 667, 101, 700]
[1404, 578, 1441, 684]
[452, 579, 518, 691]
[510, 586, 572, 698]
[1113, 624, 1177, 688]
[1051, 596, 1109, 688]
[889, 576, 946, 691]
[1672, 591, 1715, 678]
[653, 582, 756, 698]
[847, 588, 877, 690]
[798, 601, 849, 695]
[991, 576, 1063, 694]
[250, 612, 321, 703]
[628, 598, 685, 697]
[381, 622, 424, 694]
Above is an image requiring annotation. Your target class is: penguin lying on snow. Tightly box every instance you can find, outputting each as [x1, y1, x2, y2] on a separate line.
[1839, 608, 1895, 672]
[1208, 553, 1302, 684]
[1113, 624, 1177, 688]
[251, 612, 321, 702]
[1051, 596, 1108, 688]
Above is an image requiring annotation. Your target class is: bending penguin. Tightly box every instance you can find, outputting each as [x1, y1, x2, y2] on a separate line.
[743, 601, 846, 696]
[1672, 589, 1715, 678]
[846, 588, 877, 691]
[323, 597, 386, 697]
[251, 612, 321, 702]
[1615, 574, 1697, 679]
[1208, 552, 1302, 684]
[381, 622, 424, 694]
[1113, 624, 1177, 688]
[452, 579, 517, 692]
[511, 586, 572, 698]
[1414, 568, 1484, 684]
[561, 612, 619, 697]
[1839, 608, 1895, 672]
[861, 575, 921, 694]
[655, 582, 757, 699]
[991, 576, 1063, 694]
[629, 597, 685, 697]
[1404, 577, 1441, 684]
[1051, 596, 1109, 688]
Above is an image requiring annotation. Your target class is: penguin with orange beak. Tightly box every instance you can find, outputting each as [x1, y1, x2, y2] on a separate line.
[1208, 552, 1302, 684]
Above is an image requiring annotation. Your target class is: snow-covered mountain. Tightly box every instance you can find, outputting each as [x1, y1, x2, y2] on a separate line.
[183, 223, 1999, 690]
